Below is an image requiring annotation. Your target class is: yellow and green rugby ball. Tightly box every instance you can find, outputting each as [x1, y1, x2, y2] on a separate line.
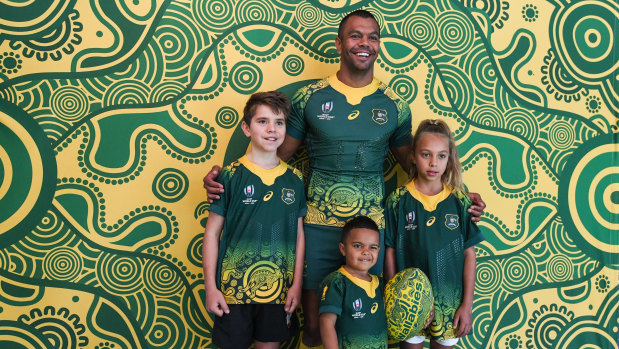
[385, 268, 434, 341]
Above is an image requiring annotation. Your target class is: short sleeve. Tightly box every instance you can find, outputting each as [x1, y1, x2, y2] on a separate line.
[208, 167, 233, 217]
[384, 190, 400, 248]
[286, 87, 307, 140]
[297, 178, 307, 217]
[389, 99, 412, 147]
[319, 273, 344, 316]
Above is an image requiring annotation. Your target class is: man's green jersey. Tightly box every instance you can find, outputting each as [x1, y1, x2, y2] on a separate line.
[288, 74, 412, 228]
[385, 181, 484, 340]
[319, 267, 388, 349]
[209, 156, 307, 304]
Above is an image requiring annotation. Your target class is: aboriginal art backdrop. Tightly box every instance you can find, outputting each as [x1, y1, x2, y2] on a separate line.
[0, 0, 616, 348]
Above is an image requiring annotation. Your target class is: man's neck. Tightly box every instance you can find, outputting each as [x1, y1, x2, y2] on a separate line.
[336, 68, 374, 88]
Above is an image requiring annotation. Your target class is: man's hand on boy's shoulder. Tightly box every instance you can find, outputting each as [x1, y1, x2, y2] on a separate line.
[205, 287, 229, 317]
[466, 192, 486, 223]
[204, 165, 223, 202]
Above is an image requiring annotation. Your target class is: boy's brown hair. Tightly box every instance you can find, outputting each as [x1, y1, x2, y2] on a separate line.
[243, 91, 291, 125]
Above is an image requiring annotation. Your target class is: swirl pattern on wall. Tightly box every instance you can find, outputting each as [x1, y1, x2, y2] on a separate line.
[0, 0, 616, 348]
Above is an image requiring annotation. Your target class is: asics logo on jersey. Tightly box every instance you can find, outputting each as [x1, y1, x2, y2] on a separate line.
[426, 216, 436, 226]
[348, 110, 360, 120]
[263, 191, 273, 201]
[371, 302, 378, 314]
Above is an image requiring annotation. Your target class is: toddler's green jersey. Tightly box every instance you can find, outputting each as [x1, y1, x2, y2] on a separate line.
[319, 267, 388, 349]
[209, 156, 307, 304]
[385, 181, 484, 340]
[288, 75, 412, 228]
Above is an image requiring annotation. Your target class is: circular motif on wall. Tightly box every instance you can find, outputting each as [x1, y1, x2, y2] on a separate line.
[215, 106, 239, 129]
[152, 168, 189, 203]
[283, 55, 304, 76]
[558, 133, 618, 268]
[229, 62, 262, 94]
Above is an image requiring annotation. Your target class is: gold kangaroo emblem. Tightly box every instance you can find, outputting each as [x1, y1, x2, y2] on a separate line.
[348, 110, 360, 120]
[263, 191, 273, 201]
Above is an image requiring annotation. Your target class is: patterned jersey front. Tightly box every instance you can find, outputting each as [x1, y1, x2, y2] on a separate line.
[287, 75, 412, 228]
[319, 267, 388, 349]
[209, 156, 307, 304]
[385, 181, 484, 340]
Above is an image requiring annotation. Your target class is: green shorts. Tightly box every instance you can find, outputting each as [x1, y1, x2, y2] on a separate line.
[303, 223, 385, 290]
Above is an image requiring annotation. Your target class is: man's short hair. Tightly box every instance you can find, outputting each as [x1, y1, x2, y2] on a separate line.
[338, 10, 380, 38]
[243, 91, 291, 124]
[341, 216, 380, 243]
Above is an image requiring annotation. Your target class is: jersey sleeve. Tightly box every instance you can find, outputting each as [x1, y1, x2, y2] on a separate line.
[286, 87, 308, 140]
[319, 273, 345, 316]
[389, 95, 412, 148]
[384, 190, 400, 248]
[296, 175, 308, 217]
[208, 166, 233, 217]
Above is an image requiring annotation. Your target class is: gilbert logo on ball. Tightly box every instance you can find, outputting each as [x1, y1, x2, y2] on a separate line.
[384, 268, 433, 341]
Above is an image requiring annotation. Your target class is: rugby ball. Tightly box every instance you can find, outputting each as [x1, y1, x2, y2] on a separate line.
[384, 268, 433, 341]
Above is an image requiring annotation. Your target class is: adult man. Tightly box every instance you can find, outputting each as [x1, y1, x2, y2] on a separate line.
[204, 10, 485, 348]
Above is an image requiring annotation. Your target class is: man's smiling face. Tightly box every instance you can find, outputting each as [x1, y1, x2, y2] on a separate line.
[336, 15, 381, 74]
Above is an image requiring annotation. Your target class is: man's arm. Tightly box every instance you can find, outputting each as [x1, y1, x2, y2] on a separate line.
[389, 143, 413, 175]
[277, 134, 303, 162]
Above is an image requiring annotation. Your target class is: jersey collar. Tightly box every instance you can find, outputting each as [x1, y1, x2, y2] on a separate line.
[239, 155, 287, 186]
[338, 266, 380, 298]
[406, 179, 452, 212]
[328, 74, 380, 106]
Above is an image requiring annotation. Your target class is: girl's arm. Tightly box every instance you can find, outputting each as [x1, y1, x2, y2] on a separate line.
[319, 312, 339, 349]
[453, 246, 476, 337]
[202, 212, 229, 317]
[285, 217, 305, 313]
[384, 247, 397, 282]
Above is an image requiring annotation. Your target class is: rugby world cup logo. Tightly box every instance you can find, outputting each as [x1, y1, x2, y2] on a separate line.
[244, 185, 254, 197]
[322, 101, 334, 114]
[353, 298, 362, 312]
[405, 211, 417, 230]
[406, 211, 415, 224]
[242, 184, 257, 204]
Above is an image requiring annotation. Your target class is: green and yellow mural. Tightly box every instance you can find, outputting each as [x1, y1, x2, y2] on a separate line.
[0, 0, 617, 348]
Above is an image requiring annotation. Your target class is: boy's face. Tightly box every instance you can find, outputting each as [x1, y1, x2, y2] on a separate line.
[241, 104, 286, 153]
[339, 227, 380, 277]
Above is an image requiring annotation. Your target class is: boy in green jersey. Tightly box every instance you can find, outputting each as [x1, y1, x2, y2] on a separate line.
[202, 91, 307, 349]
[319, 216, 387, 349]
